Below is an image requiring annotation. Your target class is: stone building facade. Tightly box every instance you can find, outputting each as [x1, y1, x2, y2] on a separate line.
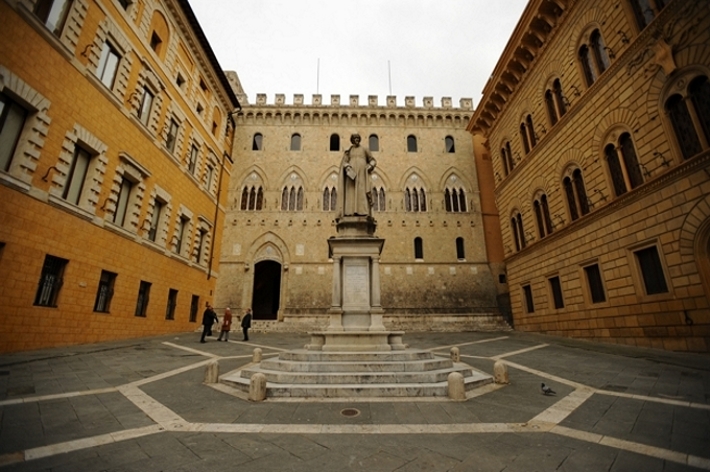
[215, 93, 510, 332]
[469, 0, 710, 351]
[0, 0, 239, 352]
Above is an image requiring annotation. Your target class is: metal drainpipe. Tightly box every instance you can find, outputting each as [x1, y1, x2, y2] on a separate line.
[207, 151, 232, 280]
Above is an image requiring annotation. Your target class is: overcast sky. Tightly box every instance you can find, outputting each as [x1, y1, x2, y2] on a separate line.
[189, 0, 529, 107]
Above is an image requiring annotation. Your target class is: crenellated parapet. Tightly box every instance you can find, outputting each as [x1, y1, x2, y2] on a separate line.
[237, 94, 473, 128]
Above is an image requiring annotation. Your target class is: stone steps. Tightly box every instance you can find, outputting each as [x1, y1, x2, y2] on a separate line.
[219, 349, 493, 398]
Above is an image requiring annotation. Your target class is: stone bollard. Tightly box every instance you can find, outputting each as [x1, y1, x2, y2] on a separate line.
[447, 372, 466, 400]
[253, 348, 262, 363]
[204, 360, 219, 384]
[493, 360, 509, 384]
[248, 373, 267, 402]
[450, 347, 460, 363]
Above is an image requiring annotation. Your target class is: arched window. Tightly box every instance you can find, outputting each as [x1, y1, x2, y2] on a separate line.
[520, 123, 530, 154]
[665, 75, 710, 159]
[563, 169, 590, 222]
[240, 185, 263, 211]
[630, 0, 666, 30]
[281, 185, 304, 211]
[546, 79, 567, 125]
[444, 188, 467, 213]
[579, 29, 610, 87]
[252, 133, 263, 151]
[330, 133, 340, 151]
[545, 90, 558, 126]
[414, 237, 424, 260]
[553, 80, 567, 118]
[290, 133, 301, 151]
[605, 132, 643, 197]
[407, 135, 418, 153]
[371, 186, 386, 211]
[456, 237, 465, 260]
[590, 30, 610, 75]
[405, 187, 427, 212]
[323, 186, 337, 211]
[511, 211, 526, 251]
[533, 193, 553, 239]
[526, 116, 536, 148]
[445, 136, 455, 153]
[368, 134, 379, 152]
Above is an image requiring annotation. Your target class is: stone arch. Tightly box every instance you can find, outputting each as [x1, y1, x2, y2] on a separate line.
[247, 232, 290, 266]
[399, 167, 432, 191]
[438, 167, 472, 193]
[278, 166, 310, 190]
[680, 194, 710, 259]
[591, 107, 641, 151]
[567, 6, 605, 59]
[555, 148, 587, 181]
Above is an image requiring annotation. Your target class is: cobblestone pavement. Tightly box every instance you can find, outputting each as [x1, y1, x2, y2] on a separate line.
[0, 331, 709, 472]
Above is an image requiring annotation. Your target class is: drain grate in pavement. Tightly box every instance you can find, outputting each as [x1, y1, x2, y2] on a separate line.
[602, 384, 628, 392]
[340, 408, 361, 418]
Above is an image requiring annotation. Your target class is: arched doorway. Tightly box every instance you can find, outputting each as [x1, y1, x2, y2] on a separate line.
[252, 260, 281, 320]
[697, 218, 710, 303]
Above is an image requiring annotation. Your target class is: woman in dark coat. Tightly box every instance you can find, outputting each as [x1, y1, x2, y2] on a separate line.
[241, 308, 252, 341]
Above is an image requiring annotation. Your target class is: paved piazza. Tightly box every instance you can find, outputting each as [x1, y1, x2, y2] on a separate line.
[0, 332, 708, 471]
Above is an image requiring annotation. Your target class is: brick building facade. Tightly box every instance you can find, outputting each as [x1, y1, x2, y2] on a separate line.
[469, 0, 710, 351]
[0, 0, 239, 352]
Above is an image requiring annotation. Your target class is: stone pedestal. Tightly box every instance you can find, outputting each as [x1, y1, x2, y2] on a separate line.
[306, 216, 405, 351]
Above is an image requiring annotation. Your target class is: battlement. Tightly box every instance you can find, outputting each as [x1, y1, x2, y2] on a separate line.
[251, 94, 473, 111]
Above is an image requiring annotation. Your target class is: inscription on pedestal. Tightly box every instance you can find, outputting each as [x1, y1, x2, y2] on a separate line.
[343, 263, 369, 307]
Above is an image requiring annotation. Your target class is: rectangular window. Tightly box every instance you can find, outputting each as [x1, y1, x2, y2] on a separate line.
[584, 263, 606, 303]
[147, 199, 163, 242]
[97, 42, 120, 89]
[549, 276, 564, 309]
[195, 229, 207, 264]
[34, 255, 68, 307]
[94, 270, 116, 313]
[188, 145, 198, 174]
[165, 119, 178, 152]
[137, 87, 153, 125]
[204, 164, 214, 190]
[522, 284, 535, 313]
[176, 216, 188, 255]
[135, 280, 151, 317]
[189, 294, 199, 322]
[34, 0, 73, 36]
[63, 146, 91, 205]
[165, 288, 177, 320]
[635, 246, 669, 295]
[456, 237, 465, 260]
[0, 92, 28, 172]
[113, 175, 133, 226]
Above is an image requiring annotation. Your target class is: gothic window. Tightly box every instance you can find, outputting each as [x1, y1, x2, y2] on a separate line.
[330, 133, 340, 151]
[241, 185, 263, 210]
[323, 186, 337, 211]
[545, 90, 558, 126]
[511, 211, 526, 252]
[604, 132, 643, 197]
[526, 116, 536, 148]
[290, 133, 301, 151]
[553, 80, 567, 118]
[407, 135, 418, 153]
[405, 187, 427, 212]
[579, 45, 597, 86]
[282, 185, 304, 211]
[630, 0, 666, 31]
[444, 188, 467, 213]
[563, 169, 590, 222]
[665, 75, 710, 160]
[533, 193, 553, 239]
[369, 134, 379, 152]
[590, 30, 610, 74]
[252, 133, 263, 151]
[445, 136, 455, 153]
[500, 141, 514, 176]
[371, 186, 386, 211]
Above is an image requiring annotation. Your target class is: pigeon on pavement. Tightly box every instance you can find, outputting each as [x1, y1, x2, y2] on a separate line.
[541, 383, 556, 395]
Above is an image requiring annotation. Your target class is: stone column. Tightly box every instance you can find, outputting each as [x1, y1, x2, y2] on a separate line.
[369, 255, 385, 331]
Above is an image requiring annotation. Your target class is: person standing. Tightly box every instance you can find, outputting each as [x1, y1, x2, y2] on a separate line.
[200, 303, 218, 343]
[336, 133, 377, 219]
[217, 307, 232, 342]
[241, 308, 252, 341]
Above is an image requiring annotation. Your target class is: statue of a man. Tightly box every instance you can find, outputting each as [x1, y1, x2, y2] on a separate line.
[336, 133, 377, 219]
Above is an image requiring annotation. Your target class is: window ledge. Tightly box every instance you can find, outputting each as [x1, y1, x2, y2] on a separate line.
[0, 171, 32, 193]
[47, 195, 96, 221]
[104, 220, 138, 239]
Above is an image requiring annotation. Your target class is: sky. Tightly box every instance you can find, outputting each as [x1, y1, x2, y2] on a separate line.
[188, 0, 529, 108]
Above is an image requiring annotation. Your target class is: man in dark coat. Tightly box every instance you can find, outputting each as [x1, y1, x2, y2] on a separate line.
[200, 303, 218, 343]
[241, 308, 252, 341]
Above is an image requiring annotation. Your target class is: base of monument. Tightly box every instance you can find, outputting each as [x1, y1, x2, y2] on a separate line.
[306, 330, 406, 351]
